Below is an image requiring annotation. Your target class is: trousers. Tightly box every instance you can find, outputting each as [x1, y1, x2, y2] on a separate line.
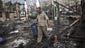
[37, 26, 48, 43]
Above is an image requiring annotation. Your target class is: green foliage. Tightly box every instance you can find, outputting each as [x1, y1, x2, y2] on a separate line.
[0, 0, 3, 8]
[0, 0, 2, 4]
[5, 1, 17, 11]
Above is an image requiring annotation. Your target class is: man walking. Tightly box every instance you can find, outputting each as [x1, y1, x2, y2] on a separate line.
[36, 7, 49, 43]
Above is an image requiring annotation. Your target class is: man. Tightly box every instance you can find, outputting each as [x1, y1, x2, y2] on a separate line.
[36, 7, 49, 43]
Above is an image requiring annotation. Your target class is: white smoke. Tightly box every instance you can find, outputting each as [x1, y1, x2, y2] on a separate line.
[36, 0, 40, 7]
[24, 1, 28, 12]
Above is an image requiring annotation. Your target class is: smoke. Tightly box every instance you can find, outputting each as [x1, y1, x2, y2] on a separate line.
[36, 0, 40, 7]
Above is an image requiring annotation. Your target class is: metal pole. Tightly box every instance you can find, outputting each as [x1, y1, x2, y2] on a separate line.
[16, 2, 19, 20]
[24, 0, 28, 21]
[2, 0, 6, 22]
[53, 0, 60, 39]
[53, 0, 62, 47]
[75, 1, 78, 15]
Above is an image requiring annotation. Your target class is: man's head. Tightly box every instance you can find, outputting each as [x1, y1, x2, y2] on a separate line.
[37, 7, 42, 14]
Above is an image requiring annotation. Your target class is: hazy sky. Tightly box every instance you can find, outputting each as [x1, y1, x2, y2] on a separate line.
[4, 0, 47, 10]
[5, 0, 47, 4]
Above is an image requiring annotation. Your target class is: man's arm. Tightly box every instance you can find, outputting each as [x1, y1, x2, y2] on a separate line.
[44, 13, 49, 20]
[44, 12, 50, 26]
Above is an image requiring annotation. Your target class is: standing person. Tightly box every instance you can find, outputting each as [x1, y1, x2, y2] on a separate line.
[36, 7, 49, 43]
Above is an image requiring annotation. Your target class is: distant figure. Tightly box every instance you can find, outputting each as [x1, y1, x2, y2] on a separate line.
[36, 7, 49, 43]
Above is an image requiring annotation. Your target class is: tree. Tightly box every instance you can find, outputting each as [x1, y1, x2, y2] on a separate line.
[5, 1, 21, 12]
[0, 0, 3, 17]
[5, 1, 12, 11]
[0, 0, 3, 12]
[0, 0, 2, 5]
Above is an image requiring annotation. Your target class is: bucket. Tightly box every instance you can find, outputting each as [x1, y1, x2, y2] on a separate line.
[31, 23, 38, 37]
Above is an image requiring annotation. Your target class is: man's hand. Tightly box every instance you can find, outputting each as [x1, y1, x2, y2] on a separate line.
[47, 20, 54, 27]
[47, 20, 50, 27]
